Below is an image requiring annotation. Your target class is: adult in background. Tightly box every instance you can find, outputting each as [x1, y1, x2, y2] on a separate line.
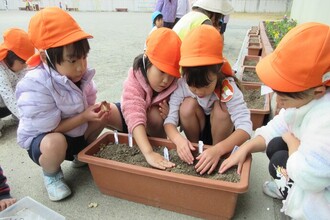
[173, 0, 234, 40]
[174, 0, 190, 25]
[155, 0, 178, 29]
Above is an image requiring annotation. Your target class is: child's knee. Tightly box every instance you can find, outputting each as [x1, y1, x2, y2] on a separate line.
[42, 133, 67, 152]
[180, 97, 198, 118]
[266, 137, 288, 158]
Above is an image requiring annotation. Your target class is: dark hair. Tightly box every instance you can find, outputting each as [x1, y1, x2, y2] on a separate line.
[4, 50, 25, 68]
[153, 14, 163, 25]
[45, 38, 90, 70]
[273, 89, 313, 99]
[193, 7, 223, 29]
[182, 63, 242, 94]
[182, 64, 223, 88]
[133, 54, 153, 80]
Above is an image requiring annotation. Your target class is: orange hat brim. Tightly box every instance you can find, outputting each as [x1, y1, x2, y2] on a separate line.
[256, 54, 306, 92]
[0, 44, 8, 61]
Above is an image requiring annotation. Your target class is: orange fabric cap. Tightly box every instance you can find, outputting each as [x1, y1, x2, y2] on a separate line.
[256, 22, 330, 92]
[0, 28, 34, 61]
[180, 25, 233, 76]
[28, 7, 92, 50]
[145, 28, 181, 78]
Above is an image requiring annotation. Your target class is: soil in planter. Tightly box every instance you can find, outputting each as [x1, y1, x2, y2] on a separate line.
[242, 69, 261, 83]
[244, 59, 259, 66]
[249, 38, 260, 43]
[243, 87, 265, 109]
[95, 143, 240, 183]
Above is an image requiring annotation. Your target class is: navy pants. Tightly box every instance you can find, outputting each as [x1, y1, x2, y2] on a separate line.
[266, 137, 294, 199]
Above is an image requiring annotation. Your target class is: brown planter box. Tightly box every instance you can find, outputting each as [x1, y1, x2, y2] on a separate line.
[241, 66, 262, 85]
[248, 36, 261, 44]
[247, 42, 262, 56]
[242, 55, 261, 67]
[259, 21, 274, 58]
[242, 83, 270, 130]
[78, 132, 252, 219]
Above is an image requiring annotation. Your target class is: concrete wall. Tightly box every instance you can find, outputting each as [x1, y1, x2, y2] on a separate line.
[229, 0, 292, 13]
[1, 0, 293, 13]
[290, 0, 330, 25]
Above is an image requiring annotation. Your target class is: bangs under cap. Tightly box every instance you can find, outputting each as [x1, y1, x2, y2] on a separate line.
[193, 0, 234, 15]
[28, 7, 93, 50]
[256, 22, 330, 92]
[0, 28, 34, 61]
[152, 11, 162, 26]
[180, 25, 224, 67]
[145, 28, 181, 78]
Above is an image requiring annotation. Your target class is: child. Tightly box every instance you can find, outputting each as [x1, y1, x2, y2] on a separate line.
[164, 25, 252, 175]
[0, 165, 16, 211]
[16, 7, 109, 201]
[220, 22, 330, 219]
[144, 11, 164, 50]
[155, 0, 178, 29]
[151, 11, 164, 29]
[0, 28, 34, 136]
[107, 28, 181, 170]
[173, 0, 234, 40]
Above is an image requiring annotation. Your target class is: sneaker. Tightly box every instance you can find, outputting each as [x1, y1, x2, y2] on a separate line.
[262, 180, 284, 200]
[43, 170, 71, 201]
[71, 155, 87, 168]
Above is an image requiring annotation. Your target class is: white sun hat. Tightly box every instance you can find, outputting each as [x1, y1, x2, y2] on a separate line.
[193, 0, 234, 15]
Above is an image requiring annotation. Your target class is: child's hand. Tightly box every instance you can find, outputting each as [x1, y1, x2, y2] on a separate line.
[219, 147, 248, 175]
[282, 132, 300, 156]
[144, 151, 175, 170]
[158, 100, 169, 120]
[195, 146, 222, 175]
[84, 103, 110, 122]
[0, 198, 16, 211]
[175, 136, 195, 165]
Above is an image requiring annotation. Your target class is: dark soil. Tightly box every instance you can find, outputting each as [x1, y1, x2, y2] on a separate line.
[243, 59, 259, 66]
[249, 38, 260, 43]
[242, 69, 261, 83]
[95, 143, 240, 183]
[243, 87, 265, 109]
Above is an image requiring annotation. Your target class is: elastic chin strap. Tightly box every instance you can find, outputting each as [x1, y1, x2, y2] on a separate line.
[44, 49, 56, 69]
[142, 54, 147, 72]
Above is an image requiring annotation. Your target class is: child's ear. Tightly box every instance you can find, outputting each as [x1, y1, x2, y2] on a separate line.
[39, 50, 47, 63]
[313, 85, 327, 99]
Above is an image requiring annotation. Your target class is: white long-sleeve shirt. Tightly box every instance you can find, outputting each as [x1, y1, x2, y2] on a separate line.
[254, 89, 330, 219]
[0, 61, 25, 118]
[164, 77, 252, 136]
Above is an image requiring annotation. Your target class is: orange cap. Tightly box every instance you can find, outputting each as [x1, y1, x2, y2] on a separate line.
[28, 7, 92, 50]
[0, 28, 34, 61]
[256, 22, 330, 92]
[180, 25, 233, 76]
[145, 28, 181, 78]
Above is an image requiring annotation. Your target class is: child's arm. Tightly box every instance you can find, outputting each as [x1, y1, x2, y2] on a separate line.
[53, 103, 109, 133]
[164, 123, 195, 164]
[220, 135, 267, 174]
[133, 125, 175, 169]
[195, 129, 250, 174]
[0, 73, 19, 118]
[0, 166, 16, 211]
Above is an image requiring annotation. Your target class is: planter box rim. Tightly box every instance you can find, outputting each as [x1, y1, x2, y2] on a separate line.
[79, 131, 252, 193]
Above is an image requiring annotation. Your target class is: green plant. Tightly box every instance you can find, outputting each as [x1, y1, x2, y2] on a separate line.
[264, 16, 297, 48]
